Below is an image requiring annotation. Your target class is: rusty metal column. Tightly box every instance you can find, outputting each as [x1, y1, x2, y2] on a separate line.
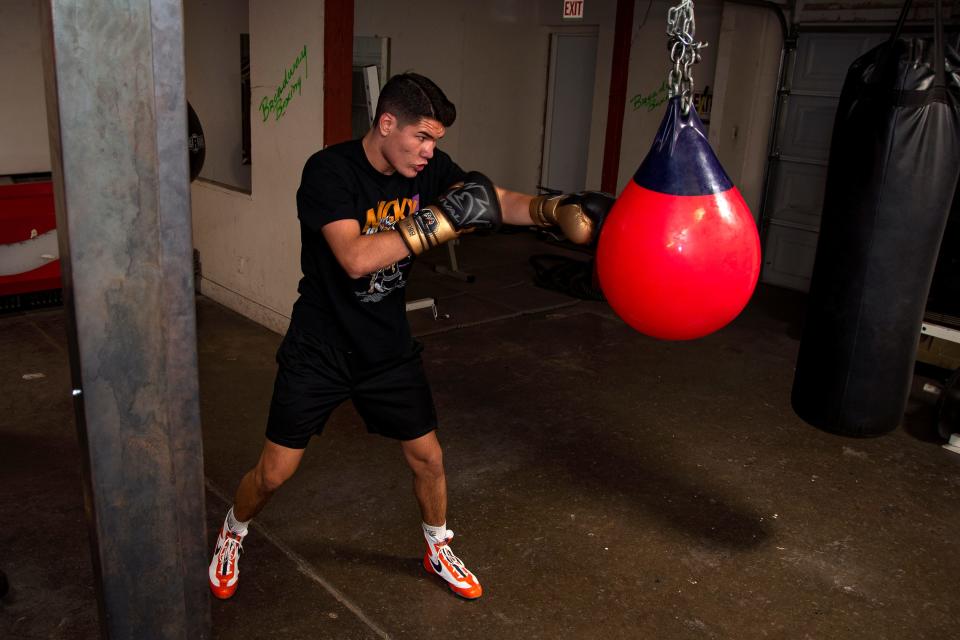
[40, 1, 209, 637]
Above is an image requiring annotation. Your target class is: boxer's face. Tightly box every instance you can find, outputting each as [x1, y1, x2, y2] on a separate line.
[381, 115, 446, 178]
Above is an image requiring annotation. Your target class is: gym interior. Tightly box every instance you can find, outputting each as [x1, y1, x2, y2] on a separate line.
[1, 1, 958, 638]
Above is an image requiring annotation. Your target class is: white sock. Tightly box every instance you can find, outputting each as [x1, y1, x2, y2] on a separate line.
[226, 507, 249, 536]
[422, 522, 447, 544]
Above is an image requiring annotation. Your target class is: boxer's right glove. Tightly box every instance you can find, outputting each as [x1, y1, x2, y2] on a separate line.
[396, 171, 503, 255]
[529, 191, 615, 245]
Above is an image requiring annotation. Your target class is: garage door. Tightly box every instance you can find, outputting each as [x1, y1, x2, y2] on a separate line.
[761, 30, 886, 291]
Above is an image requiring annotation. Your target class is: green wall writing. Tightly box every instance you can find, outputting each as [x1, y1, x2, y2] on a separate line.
[631, 80, 669, 112]
[259, 45, 308, 122]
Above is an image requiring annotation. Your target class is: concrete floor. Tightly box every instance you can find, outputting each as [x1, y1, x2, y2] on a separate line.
[2, 231, 959, 639]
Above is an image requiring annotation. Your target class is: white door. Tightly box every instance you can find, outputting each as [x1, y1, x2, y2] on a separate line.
[761, 31, 886, 291]
[540, 31, 598, 194]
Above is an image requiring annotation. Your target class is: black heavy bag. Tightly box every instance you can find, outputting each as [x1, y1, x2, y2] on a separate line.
[792, 0, 960, 437]
[187, 102, 205, 182]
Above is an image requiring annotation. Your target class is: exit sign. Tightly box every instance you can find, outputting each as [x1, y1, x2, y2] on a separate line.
[563, 0, 584, 19]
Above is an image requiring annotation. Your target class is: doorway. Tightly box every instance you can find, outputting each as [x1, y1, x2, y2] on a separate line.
[540, 30, 598, 194]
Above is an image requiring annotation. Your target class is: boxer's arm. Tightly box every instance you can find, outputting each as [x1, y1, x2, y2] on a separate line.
[495, 187, 537, 226]
[326, 171, 505, 275]
[322, 219, 411, 279]
[494, 186, 614, 245]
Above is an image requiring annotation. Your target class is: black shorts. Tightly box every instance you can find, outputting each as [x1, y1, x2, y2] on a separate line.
[265, 325, 437, 449]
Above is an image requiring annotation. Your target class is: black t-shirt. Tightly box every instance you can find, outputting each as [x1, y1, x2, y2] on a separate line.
[291, 138, 465, 363]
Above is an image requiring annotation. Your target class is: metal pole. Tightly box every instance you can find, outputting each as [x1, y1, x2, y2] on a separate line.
[39, 1, 209, 637]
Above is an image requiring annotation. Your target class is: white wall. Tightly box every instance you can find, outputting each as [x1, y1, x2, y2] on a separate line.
[189, 0, 323, 333]
[710, 2, 783, 218]
[0, 0, 50, 175]
[353, 1, 633, 194]
[355, 0, 551, 193]
[618, 0, 724, 193]
[184, 0, 251, 190]
[457, 2, 553, 193]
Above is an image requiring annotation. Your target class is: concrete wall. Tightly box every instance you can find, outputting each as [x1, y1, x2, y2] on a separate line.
[353, 0, 623, 194]
[189, 0, 323, 333]
[458, 2, 555, 193]
[710, 1, 784, 219]
[0, 0, 50, 175]
[184, 0, 251, 191]
[354, 1, 553, 193]
[618, 0, 724, 192]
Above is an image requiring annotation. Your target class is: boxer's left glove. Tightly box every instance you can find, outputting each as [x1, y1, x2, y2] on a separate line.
[396, 171, 503, 255]
[529, 191, 615, 245]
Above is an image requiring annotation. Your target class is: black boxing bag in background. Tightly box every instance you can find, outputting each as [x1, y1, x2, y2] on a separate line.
[792, 0, 960, 437]
[187, 102, 205, 182]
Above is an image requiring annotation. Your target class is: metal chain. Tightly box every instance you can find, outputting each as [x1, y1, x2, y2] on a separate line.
[666, 0, 706, 115]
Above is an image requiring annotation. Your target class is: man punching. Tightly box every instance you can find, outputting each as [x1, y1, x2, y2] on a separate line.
[208, 72, 613, 601]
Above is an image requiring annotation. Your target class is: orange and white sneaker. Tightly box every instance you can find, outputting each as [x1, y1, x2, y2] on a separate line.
[422, 530, 482, 599]
[208, 523, 246, 599]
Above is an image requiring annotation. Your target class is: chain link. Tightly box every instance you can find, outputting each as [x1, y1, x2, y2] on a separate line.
[666, 0, 706, 115]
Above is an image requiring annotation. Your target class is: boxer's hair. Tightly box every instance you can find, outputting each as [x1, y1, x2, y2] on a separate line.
[374, 73, 456, 128]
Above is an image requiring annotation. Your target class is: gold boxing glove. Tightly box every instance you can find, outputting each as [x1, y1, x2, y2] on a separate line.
[397, 171, 503, 255]
[395, 205, 460, 255]
[529, 191, 615, 245]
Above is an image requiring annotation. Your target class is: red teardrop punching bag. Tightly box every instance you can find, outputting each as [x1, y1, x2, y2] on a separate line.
[597, 98, 761, 340]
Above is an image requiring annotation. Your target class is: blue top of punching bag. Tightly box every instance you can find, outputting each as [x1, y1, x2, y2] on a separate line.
[632, 98, 733, 196]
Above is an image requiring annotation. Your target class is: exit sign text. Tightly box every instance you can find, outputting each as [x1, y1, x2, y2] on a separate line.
[563, 0, 584, 19]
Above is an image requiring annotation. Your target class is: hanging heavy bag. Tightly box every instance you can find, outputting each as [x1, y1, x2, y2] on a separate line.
[187, 102, 205, 182]
[791, 0, 960, 437]
[597, 98, 761, 340]
[596, 1, 761, 340]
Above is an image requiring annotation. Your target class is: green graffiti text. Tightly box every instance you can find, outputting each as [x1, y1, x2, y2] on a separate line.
[259, 45, 308, 122]
[631, 80, 669, 112]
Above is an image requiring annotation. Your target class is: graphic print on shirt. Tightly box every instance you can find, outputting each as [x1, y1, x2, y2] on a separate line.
[356, 195, 419, 303]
